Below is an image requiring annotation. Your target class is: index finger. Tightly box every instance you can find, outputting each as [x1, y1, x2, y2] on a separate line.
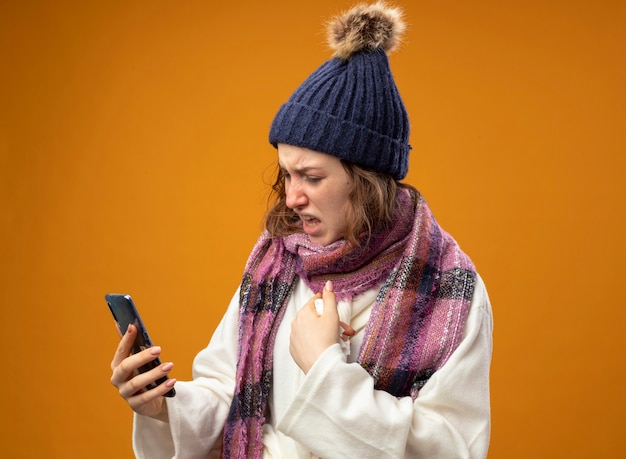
[110, 324, 137, 370]
[321, 280, 338, 317]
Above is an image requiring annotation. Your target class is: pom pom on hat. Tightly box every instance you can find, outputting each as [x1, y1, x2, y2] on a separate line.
[269, 2, 411, 180]
[328, 1, 407, 60]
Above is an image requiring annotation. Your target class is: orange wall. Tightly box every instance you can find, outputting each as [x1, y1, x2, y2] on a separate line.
[1, 1, 624, 457]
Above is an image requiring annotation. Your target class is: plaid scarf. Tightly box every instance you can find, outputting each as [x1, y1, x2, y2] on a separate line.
[222, 189, 476, 458]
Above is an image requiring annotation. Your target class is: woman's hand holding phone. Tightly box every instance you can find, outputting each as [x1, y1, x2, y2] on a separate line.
[110, 324, 176, 422]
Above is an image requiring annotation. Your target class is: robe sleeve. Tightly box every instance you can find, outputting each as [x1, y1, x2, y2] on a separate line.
[132, 289, 241, 459]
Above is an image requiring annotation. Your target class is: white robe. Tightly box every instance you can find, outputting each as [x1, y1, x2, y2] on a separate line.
[133, 274, 493, 458]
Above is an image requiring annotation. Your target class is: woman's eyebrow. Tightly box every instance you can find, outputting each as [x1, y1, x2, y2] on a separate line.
[279, 165, 324, 174]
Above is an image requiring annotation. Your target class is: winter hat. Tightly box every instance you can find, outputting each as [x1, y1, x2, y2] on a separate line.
[269, 2, 411, 180]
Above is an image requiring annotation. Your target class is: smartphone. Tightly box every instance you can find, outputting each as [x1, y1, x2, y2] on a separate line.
[105, 293, 175, 397]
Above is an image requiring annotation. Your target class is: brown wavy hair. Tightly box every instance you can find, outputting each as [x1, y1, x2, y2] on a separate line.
[265, 161, 418, 247]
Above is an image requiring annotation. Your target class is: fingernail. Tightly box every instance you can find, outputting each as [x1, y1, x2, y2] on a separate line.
[341, 324, 356, 337]
[150, 346, 162, 355]
[325, 280, 333, 292]
[166, 378, 176, 387]
[161, 362, 173, 372]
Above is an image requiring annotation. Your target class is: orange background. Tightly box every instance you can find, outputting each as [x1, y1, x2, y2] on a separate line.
[1, 1, 625, 457]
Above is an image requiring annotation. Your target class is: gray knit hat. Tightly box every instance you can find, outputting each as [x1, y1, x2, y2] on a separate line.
[269, 2, 411, 180]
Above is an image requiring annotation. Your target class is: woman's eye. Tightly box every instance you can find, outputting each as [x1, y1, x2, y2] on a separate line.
[306, 176, 321, 183]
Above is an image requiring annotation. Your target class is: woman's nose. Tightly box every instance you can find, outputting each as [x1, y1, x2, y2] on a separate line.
[285, 181, 307, 209]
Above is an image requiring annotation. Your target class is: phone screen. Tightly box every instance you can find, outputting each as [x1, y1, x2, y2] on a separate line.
[105, 294, 175, 397]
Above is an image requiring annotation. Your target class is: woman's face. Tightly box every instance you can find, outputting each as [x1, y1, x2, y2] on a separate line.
[278, 144, 354, 246]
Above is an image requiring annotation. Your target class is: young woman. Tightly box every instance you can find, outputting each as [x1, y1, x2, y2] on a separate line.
[110, 3, 493, 458]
